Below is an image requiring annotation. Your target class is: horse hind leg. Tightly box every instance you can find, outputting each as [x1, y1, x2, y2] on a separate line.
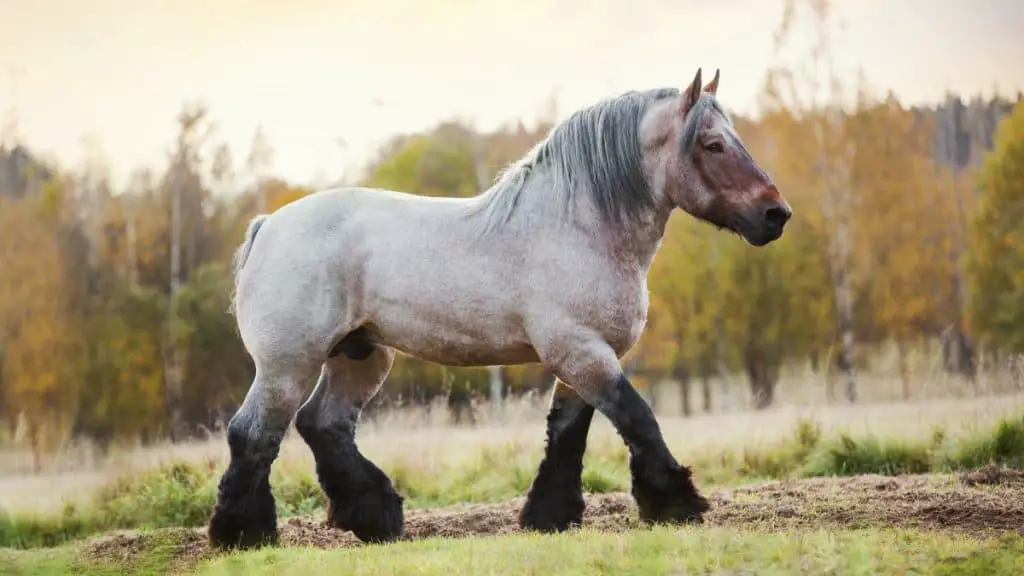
[519, 380, 595, 532]
[207, 359, 318, 550]
[294, 330, 403, 543]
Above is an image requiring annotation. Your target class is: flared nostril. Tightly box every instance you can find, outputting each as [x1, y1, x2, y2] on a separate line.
[763, 205, 791, 229]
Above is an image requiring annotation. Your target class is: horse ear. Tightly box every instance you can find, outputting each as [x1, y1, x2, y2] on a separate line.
[703, 69, 720, 94]
[679, 67, 703, 115]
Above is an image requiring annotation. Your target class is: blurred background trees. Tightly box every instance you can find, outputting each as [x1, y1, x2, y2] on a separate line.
[1, 0, 1022, 460]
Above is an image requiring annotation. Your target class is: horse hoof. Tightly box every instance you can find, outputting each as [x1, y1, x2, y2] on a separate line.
[207, 467, 279, 550]
[518, 490, 585, 533]
[329, 483, 405, 543]
[632, 464, 711, 525]
[207, 503, 279, 550]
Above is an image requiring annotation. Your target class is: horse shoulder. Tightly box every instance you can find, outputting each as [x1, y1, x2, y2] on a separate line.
[526, 244, 649, 358]
[606, 272, 650, 357]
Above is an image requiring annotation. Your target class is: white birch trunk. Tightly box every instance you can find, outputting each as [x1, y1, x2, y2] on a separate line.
[164, 155, 186, 441]
[819, 112, 858, 403]
[126, 201, 138, 290]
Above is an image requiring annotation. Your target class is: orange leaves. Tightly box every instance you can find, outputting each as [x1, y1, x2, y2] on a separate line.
[0, 191, 81, 447]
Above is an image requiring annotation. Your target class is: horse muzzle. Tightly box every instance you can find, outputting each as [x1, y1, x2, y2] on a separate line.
[733, 199, 792, 247]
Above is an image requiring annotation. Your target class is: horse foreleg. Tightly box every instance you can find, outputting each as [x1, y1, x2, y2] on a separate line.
[539, 338, 709, 525]
[294, 343, 404, 543]
[519, 380, 595, 532]
[208, 365, 313, 550]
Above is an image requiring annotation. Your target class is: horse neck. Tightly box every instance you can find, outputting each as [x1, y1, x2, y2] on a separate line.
[596, 202, 674, 275]
[533, 176, 674, 275]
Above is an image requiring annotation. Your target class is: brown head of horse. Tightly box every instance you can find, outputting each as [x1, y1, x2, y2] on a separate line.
[642, 67, 792, 246]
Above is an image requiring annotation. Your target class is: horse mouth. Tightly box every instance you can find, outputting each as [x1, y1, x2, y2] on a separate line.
[728, 214, 784, 247]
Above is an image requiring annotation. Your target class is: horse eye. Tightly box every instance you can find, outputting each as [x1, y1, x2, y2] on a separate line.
[705, 142, 725, 154]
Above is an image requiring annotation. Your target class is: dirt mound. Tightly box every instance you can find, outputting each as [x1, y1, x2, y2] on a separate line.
[712, 472, 1024, 534]
[959, 464, 1024, 487]
[84, 472, 1024, 570]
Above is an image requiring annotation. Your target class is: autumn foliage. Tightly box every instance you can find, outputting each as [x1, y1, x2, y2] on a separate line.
[0, 1, 1022, 464]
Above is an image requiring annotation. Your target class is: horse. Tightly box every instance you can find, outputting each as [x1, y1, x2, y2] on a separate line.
[207, 67, 792, 549]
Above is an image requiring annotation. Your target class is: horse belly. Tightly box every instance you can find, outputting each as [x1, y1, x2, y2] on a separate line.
[366, 294, 538, 367]
[373, 313, 539, 367]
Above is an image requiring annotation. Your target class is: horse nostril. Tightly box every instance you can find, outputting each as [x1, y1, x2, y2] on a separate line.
[763, 205, 791, 229]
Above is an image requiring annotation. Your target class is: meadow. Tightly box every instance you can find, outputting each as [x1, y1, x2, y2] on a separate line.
[2, 362, 1024, 575]
[3, 1, 1023, 571]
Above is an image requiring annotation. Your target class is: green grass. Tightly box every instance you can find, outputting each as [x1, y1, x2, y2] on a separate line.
[2, 526, 1022, 576]
[2, 411, 1023, 551]
[201, 528, 1024, 576]
[0, 529, 189, 576]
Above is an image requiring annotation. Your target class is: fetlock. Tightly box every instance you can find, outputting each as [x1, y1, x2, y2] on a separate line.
[630, 459, 709, 524]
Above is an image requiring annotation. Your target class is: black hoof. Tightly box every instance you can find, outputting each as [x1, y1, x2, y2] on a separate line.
[518, 496, 585, 533]
[519, 481, 586, 532]
[632, 464, 710, 525]
[207, 472, 278, 550]
[328, 479, 405, 543]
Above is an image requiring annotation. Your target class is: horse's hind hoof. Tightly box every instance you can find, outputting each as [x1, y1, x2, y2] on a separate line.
[329, 482, 405, 543]
[632, 464, 711, 526]
[518, 504, 585, 533]
[518, 485, 585, 533]
[207, 500, 279, 550]
[207, 466, 279, 550]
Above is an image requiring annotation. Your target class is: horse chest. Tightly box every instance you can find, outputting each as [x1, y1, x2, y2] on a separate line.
[589, 283, 649, 357]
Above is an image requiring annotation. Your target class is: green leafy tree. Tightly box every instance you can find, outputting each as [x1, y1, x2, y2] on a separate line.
[968, 102, 1024, 354]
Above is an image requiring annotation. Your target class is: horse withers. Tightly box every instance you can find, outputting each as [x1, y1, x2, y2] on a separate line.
[207, 67, 792, 549]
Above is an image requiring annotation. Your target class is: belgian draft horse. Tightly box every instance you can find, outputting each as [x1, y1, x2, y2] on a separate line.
[208, 68, 792, 549]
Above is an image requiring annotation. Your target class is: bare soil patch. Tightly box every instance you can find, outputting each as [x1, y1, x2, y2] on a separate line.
[84, 468, 1024, 571]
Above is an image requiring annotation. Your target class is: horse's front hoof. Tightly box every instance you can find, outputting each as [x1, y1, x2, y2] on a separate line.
[329, 482, 405, 543]
[632, 464, 710, 525]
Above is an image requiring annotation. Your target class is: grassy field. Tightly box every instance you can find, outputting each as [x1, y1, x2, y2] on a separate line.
[2, 370, 1024, 574]
[4, 525, 1022, 575]
[3, 469, 1024, 574]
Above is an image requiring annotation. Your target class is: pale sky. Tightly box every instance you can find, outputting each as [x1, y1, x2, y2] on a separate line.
[1, 0, 1022, 189]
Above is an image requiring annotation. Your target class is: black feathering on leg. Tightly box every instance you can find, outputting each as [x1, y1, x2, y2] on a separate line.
[207, 426, 280, 550]
[600, 374, 709, 525]
[296, 412, 404, 543]
[519, 392, 595, 532]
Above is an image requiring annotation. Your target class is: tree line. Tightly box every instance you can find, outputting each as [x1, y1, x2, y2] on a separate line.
[1, 0, 1022, 465]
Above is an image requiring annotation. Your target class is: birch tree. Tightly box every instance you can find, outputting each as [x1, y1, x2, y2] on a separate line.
[247, 125, 274, 214]
[164, 104, 211, 441]
[763, 0, 859, 402]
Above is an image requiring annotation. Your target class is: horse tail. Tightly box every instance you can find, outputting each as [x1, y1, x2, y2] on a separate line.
[228, 214, 268, 315]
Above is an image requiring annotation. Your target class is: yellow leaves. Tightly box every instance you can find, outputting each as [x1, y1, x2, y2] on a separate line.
[264, 179, 312, 213]
[0, 194, 80, 429]
[846, 102, 952, 337]
[37, 177, 65, 220]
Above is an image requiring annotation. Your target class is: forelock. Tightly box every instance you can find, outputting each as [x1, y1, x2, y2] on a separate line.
[680, 94, 731, 153]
